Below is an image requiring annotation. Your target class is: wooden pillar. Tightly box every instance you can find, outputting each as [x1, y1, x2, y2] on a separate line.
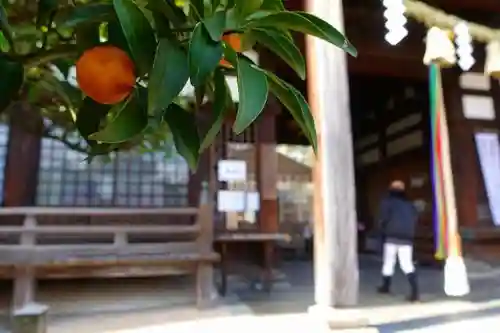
[306, 0, 366, 327]
[3, 103, 42, 207]
[188, 151, 209, 206]
[256, 106, 278, 291]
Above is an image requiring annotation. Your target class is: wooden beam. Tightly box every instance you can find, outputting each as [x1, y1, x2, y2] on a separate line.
[290, 0, 500, 12]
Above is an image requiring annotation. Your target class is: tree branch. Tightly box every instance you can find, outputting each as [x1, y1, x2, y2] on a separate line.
[19, 45, 78, 68]
[42, 126, 89, 154]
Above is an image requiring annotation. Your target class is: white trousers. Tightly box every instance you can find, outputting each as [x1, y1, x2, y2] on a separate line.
[382, 242, 415, 276]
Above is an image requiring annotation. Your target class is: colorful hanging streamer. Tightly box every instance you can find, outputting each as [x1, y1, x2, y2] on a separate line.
[429, 64, 448, 260]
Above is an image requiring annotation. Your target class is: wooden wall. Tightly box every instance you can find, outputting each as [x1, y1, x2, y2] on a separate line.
[442, 71, 500, 262]
[355, 70, 500, 264]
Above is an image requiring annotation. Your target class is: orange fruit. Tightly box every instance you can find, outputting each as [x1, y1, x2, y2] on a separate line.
[223, 33, 242, 52]
[76, 45, 136, 105]
[220, 33, 243, 68]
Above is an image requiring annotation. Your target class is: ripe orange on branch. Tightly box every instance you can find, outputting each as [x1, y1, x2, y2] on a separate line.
[76, 45, 136, 105]
[220, 33, 243, 68]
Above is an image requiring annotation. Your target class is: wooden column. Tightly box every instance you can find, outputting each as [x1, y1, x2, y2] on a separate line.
[306, 0, 358, 307]
[255, 106, 278, 291]
[3, 103, 42, 207]
[306, 0, 366, 327]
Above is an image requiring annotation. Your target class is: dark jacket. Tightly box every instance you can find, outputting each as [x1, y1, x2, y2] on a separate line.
[377, 190, 418, 243]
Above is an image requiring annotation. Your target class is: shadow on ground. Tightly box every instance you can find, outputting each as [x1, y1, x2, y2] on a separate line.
[374, 305, 500, 332]
[236, 255, 500, 317]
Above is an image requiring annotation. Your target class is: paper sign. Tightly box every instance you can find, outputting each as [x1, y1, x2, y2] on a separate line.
[217, 160, 247, 182]
[217, 190, 245, 212]
[246, 191, 260, 212]
[475, 132, 500, 226]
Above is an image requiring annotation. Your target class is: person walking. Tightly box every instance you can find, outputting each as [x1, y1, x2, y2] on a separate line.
[377, 180, 420, 302]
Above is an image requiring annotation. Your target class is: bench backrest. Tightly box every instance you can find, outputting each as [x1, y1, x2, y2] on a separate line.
[0, 206, 213, 266]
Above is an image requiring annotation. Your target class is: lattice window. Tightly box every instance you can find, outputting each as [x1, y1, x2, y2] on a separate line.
[36, 134, 189, 207]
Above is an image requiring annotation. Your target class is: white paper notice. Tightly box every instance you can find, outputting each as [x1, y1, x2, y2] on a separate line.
[474, 132, 500, 226]
[246, 192, 260, 212]
[217, 190, 245, 212]
[217, 160, 247, 182]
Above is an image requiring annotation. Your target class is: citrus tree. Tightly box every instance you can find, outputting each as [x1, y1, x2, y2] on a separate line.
[0, 0, 357, 169]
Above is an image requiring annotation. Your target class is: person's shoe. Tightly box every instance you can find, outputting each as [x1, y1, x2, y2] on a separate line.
[377, 276, 391, 294]
[406, 272, 420, 302]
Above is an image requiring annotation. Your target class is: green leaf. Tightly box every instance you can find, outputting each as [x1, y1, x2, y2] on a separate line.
[163, 103, 200, 170]
[199, 68, 227, 151]
[36, 0, 58, 28]
[212, 0, 221, 11]
[107, 19, 131, 56]
[151, 12, 173, 38]
[147, 0, 186, 28]
[263, 70, 317, 153]
[113, 0, 156, 76]
[260, 0, 285, 11]
[190, 0, 204, 19]
[148, 38, 189, 114]
[188, 22, 223, 87]
[222, 40, 238, 65]
[0, 31, 9, 52]
[251, 27, 305, 79]
[38, 70, 82, 109]
[76, 98, 111, 146]
[224, 8, 239, 31]
[56, 4, 115, 29]
[203, 10, 226, 41]
[0, 3, 14, 49]
[233, 56, 268, 134]
[0, 56, 23, 112]
[75, 23, 101, 53]
[235, 0, 263, 19]
[244, 11, 357, 57]
[89, 91, 148, 143]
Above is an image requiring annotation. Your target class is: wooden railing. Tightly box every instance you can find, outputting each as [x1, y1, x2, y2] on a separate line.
[0, 206, 219, 309]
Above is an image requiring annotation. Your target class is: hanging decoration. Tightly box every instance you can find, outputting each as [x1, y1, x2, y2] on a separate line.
[423, 27, 456, 67]
[403, 0, 500, 43]
[485, 41, 500, 78]
[387, 0, 500, 77]
[429, 64, 446, 261]
[426, 29, 470, 297]
[454, 23, 475, 71]
[383, 0, 408, 45]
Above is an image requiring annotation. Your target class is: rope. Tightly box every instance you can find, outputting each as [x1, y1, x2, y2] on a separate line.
[403, 0, 500, 43]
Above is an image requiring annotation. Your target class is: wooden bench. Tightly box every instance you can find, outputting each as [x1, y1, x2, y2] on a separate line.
[0, 206, 219, 310]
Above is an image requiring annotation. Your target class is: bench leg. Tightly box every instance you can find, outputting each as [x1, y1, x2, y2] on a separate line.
[196, 262, 217, 309]
[262, 241, 273, 293]
[12, 303, 49, 333]
[13, 267, 36, 311]
[220, 243, 228, 296]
